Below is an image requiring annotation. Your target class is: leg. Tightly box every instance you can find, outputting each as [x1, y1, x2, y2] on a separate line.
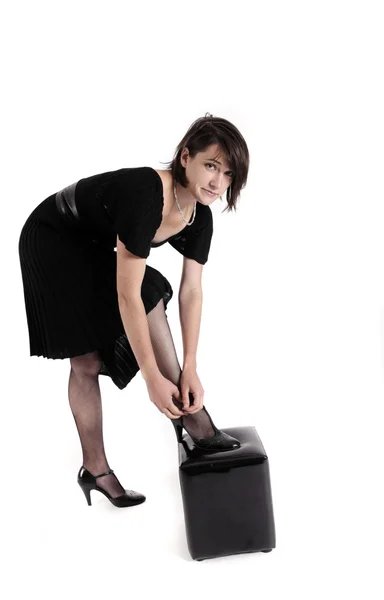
[147, 298, 215, 439]
[68, 351, 126, 498]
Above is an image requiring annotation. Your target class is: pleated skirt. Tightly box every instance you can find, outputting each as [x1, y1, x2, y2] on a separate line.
[18, 193, 174, 390]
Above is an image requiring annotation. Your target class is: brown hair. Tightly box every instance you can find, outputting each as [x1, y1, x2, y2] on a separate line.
[162, 113, 250, 213]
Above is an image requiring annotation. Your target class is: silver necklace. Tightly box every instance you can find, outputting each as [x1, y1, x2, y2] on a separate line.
[174, 182, 196, 226]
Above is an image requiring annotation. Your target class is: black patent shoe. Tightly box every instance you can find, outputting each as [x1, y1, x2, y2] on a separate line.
[77, 466, 146, 508]
[171, 404, 241, 452]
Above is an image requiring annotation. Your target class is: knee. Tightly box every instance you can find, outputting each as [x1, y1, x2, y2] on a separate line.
[70, 351, 101, 377]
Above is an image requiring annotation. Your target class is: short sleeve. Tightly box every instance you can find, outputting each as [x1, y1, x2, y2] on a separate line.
[99, 167, 163, 258]
[168, 205, 213, 265]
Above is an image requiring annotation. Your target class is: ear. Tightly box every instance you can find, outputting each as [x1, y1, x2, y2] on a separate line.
[180, 146, 190, 168]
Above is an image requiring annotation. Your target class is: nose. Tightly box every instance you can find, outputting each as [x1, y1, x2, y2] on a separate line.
[209, 173, 222, 191]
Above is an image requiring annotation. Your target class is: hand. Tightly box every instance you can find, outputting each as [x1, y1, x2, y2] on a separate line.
[179, 367, 205, 415]
[145, 372, 185, 420]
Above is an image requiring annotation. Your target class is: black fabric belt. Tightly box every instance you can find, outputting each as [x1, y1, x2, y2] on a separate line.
[55, 181, 80, 225]
[54, 180, 106, 247]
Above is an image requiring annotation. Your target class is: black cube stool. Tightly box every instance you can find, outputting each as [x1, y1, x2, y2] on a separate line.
[177, 425, 276, 561]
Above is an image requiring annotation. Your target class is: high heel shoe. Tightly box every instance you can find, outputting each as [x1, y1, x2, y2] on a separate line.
[77, 466, 146, 508]
[171, 405, 241, 452]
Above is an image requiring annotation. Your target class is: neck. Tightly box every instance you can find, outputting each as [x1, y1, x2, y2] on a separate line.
[173, 181, 196, 214]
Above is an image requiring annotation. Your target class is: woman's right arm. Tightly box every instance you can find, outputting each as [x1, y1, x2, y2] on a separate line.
[116, 236, 160, 381]
[116, 236, 184, 418]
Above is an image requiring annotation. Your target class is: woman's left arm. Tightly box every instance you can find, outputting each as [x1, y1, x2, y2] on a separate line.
[173, 209, 213, 413]
[178, 288, 205, 413]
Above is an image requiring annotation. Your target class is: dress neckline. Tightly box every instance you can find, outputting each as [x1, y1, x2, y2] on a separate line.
[149, 167, 196, 245]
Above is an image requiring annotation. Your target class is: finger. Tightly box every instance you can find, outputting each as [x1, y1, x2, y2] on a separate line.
[168, 400, 185, 417]
[172, 387, 181, 401]
[163, 407, 181, 420]
[183, 391, 196, 411]
[186, 397, 204, 414]
[182, 396, 195, 413]
[172, 396, 184, 411]
[181, 391, 190, 411]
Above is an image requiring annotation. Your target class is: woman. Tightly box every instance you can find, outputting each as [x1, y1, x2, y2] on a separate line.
[18, 113, 250, 508]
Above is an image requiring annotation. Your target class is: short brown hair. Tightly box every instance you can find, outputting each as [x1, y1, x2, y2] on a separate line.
[162, 113, 250, 213]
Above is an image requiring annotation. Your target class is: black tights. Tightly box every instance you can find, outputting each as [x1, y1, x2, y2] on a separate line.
[68, 298, 214, 498]
[146, 299, 215, 440]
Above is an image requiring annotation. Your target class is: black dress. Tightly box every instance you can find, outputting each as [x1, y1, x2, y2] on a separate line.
[18, 167, 213, 390]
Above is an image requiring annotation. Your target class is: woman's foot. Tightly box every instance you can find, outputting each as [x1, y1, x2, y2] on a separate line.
[83, 464, 126, 498]
[78, 467, 146, 507]
[172, 397, 215, 439]
[172, 397, 240, 450]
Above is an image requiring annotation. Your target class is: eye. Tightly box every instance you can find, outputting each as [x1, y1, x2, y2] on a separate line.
[206, 163, 234, 178]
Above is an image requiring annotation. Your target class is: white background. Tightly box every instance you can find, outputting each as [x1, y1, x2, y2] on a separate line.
[1, 0, 383, 598]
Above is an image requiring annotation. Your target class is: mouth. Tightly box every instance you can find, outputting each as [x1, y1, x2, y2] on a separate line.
[203, 189, 217, 197]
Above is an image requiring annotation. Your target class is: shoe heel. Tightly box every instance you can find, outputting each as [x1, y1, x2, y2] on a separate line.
[78, 482, 92, 506]
[171, 418, 184, 443]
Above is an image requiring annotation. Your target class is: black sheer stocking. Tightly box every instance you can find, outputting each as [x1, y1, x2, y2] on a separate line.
[147, 298, 215, 439]
[68, 297, 215, 502]
[68, 358, 126, 499]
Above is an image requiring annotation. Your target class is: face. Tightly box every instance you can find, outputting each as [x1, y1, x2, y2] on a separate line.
[180, 144, 234, 205]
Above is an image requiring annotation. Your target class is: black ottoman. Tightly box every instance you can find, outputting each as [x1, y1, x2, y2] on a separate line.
[177, 425, 276, 561]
